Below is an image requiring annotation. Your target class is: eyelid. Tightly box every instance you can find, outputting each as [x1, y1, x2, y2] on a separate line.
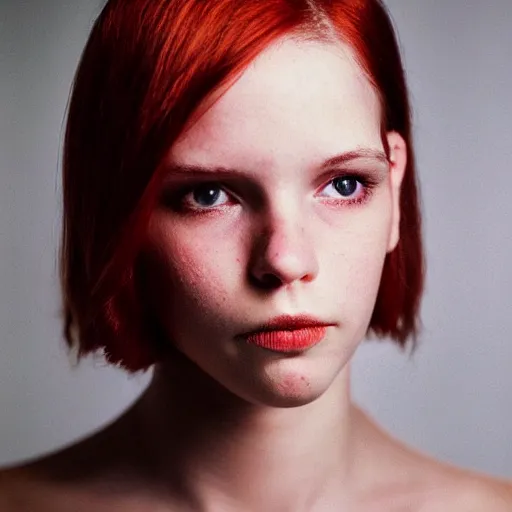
[183, 183, 232, 208]
[313, 166, 385, 194]
[160, 180, 240, 212]
[162, 176, 260, 211]
[160, 166, 386, 213]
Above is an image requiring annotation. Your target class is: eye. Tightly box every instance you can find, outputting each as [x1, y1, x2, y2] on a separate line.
[181, 184, 231, 209]
[319, 176, 366, 201]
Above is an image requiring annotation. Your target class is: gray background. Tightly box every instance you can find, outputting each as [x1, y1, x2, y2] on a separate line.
[1, 0, 511, 478]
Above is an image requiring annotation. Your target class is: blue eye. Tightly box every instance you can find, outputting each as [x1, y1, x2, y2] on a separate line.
[333, 177, 359, 197]
[190, 185, 228, 207]
[163, 172, 376, 215]
[184, 184, 229, 210]
[320, 176, 364, 200]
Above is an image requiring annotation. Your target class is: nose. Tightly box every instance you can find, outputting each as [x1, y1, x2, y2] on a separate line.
[249, 214, 319, 289]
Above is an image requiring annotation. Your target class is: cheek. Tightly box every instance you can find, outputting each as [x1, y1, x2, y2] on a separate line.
[326, 212, 391, 318]
[145, 220, 241, 320]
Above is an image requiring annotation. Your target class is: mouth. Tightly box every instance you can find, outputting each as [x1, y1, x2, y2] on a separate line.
[238, 314, 336, 353]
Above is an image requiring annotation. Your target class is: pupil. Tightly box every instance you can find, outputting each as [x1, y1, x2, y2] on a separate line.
[334, 178, 357, 197]
[193, 186, 220, 206]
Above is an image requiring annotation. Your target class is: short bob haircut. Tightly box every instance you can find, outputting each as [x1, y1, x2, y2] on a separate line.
[60, 0, 424, 373]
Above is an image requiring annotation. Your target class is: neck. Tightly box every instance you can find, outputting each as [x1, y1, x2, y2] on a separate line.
[132, 354, 358, 511]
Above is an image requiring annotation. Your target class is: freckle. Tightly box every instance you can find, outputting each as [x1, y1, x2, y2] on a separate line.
[278, 374, 310, 395]
[301, 376, 311, 388]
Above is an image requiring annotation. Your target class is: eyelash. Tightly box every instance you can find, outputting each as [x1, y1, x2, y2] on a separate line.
[162, 173, 379, 215]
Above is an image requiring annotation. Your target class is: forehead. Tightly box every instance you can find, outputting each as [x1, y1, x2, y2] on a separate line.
[171, 38, 382, 169]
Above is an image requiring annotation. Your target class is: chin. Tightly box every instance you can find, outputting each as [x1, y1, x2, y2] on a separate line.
[230, 361, 341, 409]
[256, 390, 325, 409]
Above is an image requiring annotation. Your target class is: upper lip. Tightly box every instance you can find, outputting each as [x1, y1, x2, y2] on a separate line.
[240, 314, 336, 336]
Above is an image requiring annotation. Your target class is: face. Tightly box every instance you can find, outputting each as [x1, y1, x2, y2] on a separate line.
[144, 38, 406, 407]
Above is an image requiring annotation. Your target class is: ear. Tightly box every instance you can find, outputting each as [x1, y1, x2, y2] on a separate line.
[386, 131, 407, 253]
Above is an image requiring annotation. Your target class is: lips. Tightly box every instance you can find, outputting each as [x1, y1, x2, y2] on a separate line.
[239, 314, 335, 352]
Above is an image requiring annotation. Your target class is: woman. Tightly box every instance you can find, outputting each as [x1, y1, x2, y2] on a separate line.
[1, 0, 511, 510]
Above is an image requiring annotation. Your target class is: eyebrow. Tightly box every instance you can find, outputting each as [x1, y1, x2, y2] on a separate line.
[165, 148, 389, 177]
[320, 148, 389, 169]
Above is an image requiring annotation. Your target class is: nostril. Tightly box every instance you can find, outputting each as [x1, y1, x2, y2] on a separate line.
[250, 272, 282, 290]
[261, 273, 281, 288]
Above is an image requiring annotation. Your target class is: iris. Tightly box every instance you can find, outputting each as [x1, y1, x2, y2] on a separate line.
[333, 177, 358, 197]
[193, 186, 222, 206]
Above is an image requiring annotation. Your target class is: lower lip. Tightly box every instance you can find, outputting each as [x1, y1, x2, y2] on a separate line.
[244, 326, 328, 353]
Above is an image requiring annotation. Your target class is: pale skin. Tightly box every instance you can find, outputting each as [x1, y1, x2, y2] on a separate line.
[1, 38, 511, 511]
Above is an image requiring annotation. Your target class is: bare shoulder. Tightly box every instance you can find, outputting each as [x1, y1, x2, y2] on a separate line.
[0, 409, 184, 512]
[0, 460, 83, 512]
[0, 469, 12, 510]
[397, 441, 512, 511]
[0, 418, 147, 511]
[353, 407, 512, 512]
[0, 461, 157, 512]
[398, 444, 512, 511]
[420, 471, 512, 512]
[0, 465, 35, 511]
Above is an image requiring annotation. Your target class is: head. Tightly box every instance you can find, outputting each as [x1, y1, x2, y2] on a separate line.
[61, 0, 424, 403]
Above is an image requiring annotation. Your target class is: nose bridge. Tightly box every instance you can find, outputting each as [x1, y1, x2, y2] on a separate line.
[267, 209, 307, 255]
[250, 197, 319, 286]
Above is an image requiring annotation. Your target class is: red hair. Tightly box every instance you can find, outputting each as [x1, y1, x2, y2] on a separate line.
[61, 0, 424, 372]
